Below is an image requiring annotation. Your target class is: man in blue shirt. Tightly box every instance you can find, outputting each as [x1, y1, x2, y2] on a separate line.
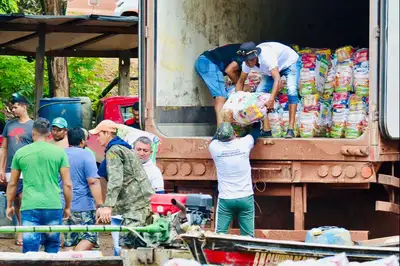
[63, 128, 103, 251]
[195, 44, 244, 125]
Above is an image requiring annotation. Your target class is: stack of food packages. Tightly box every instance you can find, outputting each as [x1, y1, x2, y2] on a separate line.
[273, 45, 370, 138]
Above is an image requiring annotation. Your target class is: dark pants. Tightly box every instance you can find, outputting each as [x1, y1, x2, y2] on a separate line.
[21, 209, 63, 253]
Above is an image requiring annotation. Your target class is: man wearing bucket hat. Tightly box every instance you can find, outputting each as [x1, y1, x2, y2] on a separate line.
[236, 41, 300, 139]
[89, 120, 154, 251]
[195, 44, 245, 126]
[209, 122, 256, 237]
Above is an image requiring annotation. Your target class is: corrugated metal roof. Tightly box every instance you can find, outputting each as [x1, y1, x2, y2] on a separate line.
[0, 14, 138, 58]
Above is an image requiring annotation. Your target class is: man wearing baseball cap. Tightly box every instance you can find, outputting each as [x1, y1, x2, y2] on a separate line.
[50, 117, 69, 149]
[209, 122, 258, 237]
[236, 41, 300, 138]
[89, 120, 154, 251]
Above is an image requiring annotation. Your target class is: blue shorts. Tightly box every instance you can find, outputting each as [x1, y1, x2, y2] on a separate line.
[256, 60, 301, 104]
[195, 55, 226, 98]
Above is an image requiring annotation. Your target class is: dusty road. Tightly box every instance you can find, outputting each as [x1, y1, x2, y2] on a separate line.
[0, 233, 115, 256]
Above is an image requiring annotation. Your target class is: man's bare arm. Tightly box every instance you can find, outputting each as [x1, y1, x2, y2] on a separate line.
[235, 72, 248, 92]
[87, 178, 104, 207]
[60, 167, 73, 210]
[0, 138, 8, 180]
[225, 62, 240, 84]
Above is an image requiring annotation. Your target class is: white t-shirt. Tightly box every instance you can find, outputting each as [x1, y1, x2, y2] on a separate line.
[209, 135, 254, 199]
[143, 160, 164, 192]
[242, 42, 299, 76]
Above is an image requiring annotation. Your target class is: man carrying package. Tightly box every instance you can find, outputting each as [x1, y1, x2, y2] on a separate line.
[209, 122, 259, 237]
[195, 44, 244, 125]
[236, 42, 300, 138]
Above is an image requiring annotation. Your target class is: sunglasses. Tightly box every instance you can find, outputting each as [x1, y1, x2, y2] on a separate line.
[236, 49, 258, 56]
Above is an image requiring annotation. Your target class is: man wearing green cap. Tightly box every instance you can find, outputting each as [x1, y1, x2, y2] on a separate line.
[209, 122, 257, 237]
[50, 117, 69, 149]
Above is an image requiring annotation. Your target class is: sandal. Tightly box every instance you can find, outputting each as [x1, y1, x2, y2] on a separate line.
[15, 239, 23, 246]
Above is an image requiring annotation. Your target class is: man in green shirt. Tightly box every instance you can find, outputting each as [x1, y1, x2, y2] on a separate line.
[6, 118, 73, 253]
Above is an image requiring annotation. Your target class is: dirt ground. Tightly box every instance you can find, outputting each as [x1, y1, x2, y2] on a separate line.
[0, 233, 115, 256]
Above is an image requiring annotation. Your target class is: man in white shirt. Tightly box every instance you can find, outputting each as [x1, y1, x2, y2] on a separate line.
[209, 122, 255, 237]
[133, 136, 164, 194]
[236, 42, 300, 139]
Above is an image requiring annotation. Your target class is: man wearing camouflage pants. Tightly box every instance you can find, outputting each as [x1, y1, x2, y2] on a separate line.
[89, 120, 154, 251]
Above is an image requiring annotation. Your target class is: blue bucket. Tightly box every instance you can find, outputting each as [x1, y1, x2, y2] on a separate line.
[38, 98, 83, 128]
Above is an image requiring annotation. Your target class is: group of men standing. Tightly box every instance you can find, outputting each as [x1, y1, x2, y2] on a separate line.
[0, 94, 164, 254]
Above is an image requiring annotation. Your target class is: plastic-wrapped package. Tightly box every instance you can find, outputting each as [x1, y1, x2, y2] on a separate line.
[268, 111, 283, 138]
[345, 110, 366, 139]
[299, 53, 318, 96]
[315, 48, 332, 60]
[300, 68, 317, 96]
[281, 111, 299, 137]
[332, 92, 350, 110]
[330, 109, 349, 138]
[303, 94, 320, 112]
[221, 91, 272, 126]
[322, 64, 336, 100]
[318, 99, 333, 137]
[353, 48, 369, 65]
[278, 93, 289, 111]
[299, 111, 318, 138]
[226, 85, 235, 98]
[244, 70, 263, 92]
[335, 46, 355, 63]
[335, 60, 354, 92]
[349, 94, 366, 111]
[353, 61, 369, 97]
[316, 56, 329, 94]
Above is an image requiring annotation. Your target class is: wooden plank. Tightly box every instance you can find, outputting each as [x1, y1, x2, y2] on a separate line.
[0, 48, 138, 58]
[376, 201, 400, 215]
[34, 25, 45, 118]
[292, 185, 305, 230]
[118, 51, 131, 96]
[0, 23, 138, 34]
[356, 235, 400, 247]
[228, 229, 369, 242]
[62, 33, 116, 51]
[378, 174, 400, 188]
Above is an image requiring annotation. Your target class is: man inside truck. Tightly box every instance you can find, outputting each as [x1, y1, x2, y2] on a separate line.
[195, 43, 244, 125]
[236, 42, 300, 138]
[125, 102, 141, 129]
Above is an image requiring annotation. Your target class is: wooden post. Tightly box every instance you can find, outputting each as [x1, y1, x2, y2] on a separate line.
[291, 184, 306, 230]
[118, 51, 131, 96]
[34, 25, 46, 118]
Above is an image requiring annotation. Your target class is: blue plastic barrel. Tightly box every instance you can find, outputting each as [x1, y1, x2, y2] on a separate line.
[38, 98, 83, 128]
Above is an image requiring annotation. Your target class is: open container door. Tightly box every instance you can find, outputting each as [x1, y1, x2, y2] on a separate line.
[379, 0, 399, 140]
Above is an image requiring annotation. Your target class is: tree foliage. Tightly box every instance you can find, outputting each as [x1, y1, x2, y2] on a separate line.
[0, 56, 107, 123]
[0, 0, 18, 14]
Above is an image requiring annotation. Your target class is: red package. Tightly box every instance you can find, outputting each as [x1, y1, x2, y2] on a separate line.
[301, 53, 317, 69]
[353, 48, 369, 65]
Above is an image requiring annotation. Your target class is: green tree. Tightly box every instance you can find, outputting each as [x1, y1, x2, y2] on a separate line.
[0, 0, 18, 14]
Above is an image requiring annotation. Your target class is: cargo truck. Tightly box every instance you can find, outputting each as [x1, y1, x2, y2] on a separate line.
[136, 0, 399, 238]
